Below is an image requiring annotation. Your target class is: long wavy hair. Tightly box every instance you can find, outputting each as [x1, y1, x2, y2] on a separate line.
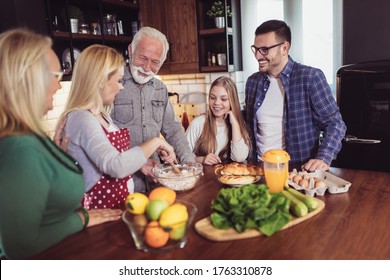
[60, 44, 124, 119]
[193, 76, 250, 159]
[0, 28, 52, 138]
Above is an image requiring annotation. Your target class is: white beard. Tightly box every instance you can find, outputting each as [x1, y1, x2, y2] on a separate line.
[129, 60, 156, 84]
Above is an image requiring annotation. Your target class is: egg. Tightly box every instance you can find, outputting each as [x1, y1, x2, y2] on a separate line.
[299, 178, 309, 189]
[288, 172, 296, 179]
[292, 175, 302, 183]
[315, 180, 326, 189]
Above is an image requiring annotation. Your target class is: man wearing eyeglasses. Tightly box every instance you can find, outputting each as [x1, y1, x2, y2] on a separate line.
[244, 20, 346, 171]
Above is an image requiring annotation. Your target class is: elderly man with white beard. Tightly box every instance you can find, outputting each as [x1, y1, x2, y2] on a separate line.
[110, 27, 195, 193]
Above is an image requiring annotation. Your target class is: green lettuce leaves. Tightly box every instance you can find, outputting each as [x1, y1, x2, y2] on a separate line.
[210, 184, 292, 236]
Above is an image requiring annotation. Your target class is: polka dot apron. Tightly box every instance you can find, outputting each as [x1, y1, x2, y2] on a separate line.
[82, 127, 132, 209]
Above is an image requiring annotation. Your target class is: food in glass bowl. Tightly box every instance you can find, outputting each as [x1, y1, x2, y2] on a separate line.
[122, 199, 198, 253]
[153, 162, 203, 191]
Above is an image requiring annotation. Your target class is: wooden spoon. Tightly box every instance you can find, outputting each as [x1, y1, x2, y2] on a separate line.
[160, 150, 181, 174]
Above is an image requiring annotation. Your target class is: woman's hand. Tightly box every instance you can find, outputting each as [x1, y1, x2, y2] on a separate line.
[78, 208, 122, 228]
[140, 159, 158, 182]
[157, 141, 176, 163]
[202, 153, 221, 165]
[53, 116, 69, 152]
[225, 111, 242, 143]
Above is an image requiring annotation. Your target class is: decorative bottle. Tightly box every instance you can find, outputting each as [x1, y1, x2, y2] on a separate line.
[182, 112, 189, 131]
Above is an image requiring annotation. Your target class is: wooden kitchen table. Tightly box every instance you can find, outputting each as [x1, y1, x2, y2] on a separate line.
[32, 166, 390, 260]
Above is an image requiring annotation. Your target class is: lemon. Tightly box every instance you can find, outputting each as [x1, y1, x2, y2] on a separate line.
[125, 193, 149, 214]
[159, 203, 189, 240]
[159, 203, 188, 227]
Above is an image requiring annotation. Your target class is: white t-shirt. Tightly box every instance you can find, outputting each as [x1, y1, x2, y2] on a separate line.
[255, 75, 285, 160]
[185, 115, 249, 162]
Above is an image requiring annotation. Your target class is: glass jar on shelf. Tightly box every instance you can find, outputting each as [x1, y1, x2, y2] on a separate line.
[79, 23, 89, 34]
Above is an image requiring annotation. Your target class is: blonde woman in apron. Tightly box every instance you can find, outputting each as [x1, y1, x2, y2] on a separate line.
[57, 45, 175, 209]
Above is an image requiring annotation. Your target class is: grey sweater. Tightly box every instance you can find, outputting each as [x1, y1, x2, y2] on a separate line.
[65, 110, 147, 192]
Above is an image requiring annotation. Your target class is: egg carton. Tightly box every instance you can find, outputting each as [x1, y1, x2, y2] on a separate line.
[288, 169, 352, 197]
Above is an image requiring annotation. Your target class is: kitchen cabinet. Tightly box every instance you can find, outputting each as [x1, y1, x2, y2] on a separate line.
[139, 0, 198, 74]
[0, 0, 48, 34]
[196, 0, 242, 72]
[45, 0, 139, 80]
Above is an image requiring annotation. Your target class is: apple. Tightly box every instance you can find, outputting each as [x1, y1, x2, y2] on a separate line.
[169, 224, 186, 240]
[146, 199, 169, 221]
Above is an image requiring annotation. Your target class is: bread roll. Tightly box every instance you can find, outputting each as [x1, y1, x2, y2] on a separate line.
[214, 164, 224, 175]
[218, 175, 257, 185]
[217, 163, 263, 176]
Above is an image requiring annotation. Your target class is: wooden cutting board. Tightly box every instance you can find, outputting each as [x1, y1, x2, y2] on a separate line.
[195, 199, 325, 241]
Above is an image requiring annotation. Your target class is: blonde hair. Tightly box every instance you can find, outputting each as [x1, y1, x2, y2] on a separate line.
[0, 28, 52, 138]
[194, 76, 250, 158]
[61, 44, 124, 118]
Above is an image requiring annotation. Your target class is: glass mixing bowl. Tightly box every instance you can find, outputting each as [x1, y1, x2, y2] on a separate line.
[153, 162, 203, 192]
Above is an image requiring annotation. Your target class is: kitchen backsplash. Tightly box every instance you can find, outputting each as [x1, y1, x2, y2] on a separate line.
[43, 71, 244, 138]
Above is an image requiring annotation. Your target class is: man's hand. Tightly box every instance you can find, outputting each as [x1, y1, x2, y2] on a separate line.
[301, 159, 329, 172]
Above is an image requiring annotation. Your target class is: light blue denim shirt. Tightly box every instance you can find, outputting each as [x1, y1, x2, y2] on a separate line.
[111, 67, 195, 192]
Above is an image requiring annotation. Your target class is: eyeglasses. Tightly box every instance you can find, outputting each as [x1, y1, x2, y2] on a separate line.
[251, 42, 285, 56]
[51, 70, 64, 82]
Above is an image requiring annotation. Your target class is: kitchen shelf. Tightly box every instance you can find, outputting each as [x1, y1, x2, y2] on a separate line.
[199, 27, 233, 36]
[196, 0, 242, 73]
[45, 0, 139, 76]
[101, 0, 138, 8]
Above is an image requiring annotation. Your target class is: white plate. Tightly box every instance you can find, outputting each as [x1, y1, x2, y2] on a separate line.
[62, 48, 81, 70]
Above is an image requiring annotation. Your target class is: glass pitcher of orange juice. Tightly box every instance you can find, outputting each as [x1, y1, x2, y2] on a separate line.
[262, 149, 290, 193]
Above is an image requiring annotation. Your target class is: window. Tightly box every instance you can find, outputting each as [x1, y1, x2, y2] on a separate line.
[242, 0, 342, 93]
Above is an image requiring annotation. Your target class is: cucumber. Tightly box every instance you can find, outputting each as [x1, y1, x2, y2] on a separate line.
[286, 186, 319, 212]
[281, 190, 308, 217]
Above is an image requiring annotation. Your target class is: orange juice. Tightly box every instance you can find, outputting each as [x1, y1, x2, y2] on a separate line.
[264, 166, 287, 193]
[262, 149, 290, 193]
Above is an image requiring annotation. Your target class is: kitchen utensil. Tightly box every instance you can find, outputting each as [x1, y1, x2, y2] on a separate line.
[195, 198, 325, 241]
[160, 150, 181, 174]
[262, 149, 290, 193]
[153, 163, 203, 192]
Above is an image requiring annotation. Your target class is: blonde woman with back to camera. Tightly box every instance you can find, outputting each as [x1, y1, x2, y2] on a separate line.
[0, 28, 122, 260]
[185, 76, 250, 165]
[57, 44, 175, 210]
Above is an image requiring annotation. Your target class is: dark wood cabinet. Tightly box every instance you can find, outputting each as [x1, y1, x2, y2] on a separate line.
[139, 0, 198, 74]
[45, 0, 139, 79]
[196, 0, 242, 72]
[0, 0, 48, 34]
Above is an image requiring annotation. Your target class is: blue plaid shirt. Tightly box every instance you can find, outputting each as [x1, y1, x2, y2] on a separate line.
[244, 56, 346, 166]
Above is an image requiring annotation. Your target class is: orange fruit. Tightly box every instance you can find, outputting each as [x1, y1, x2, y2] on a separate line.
[148, 186, 176, 205]
[144, 221, 169, 248]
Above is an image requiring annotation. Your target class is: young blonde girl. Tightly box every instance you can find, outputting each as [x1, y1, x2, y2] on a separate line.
[186, 76, 250, 165]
